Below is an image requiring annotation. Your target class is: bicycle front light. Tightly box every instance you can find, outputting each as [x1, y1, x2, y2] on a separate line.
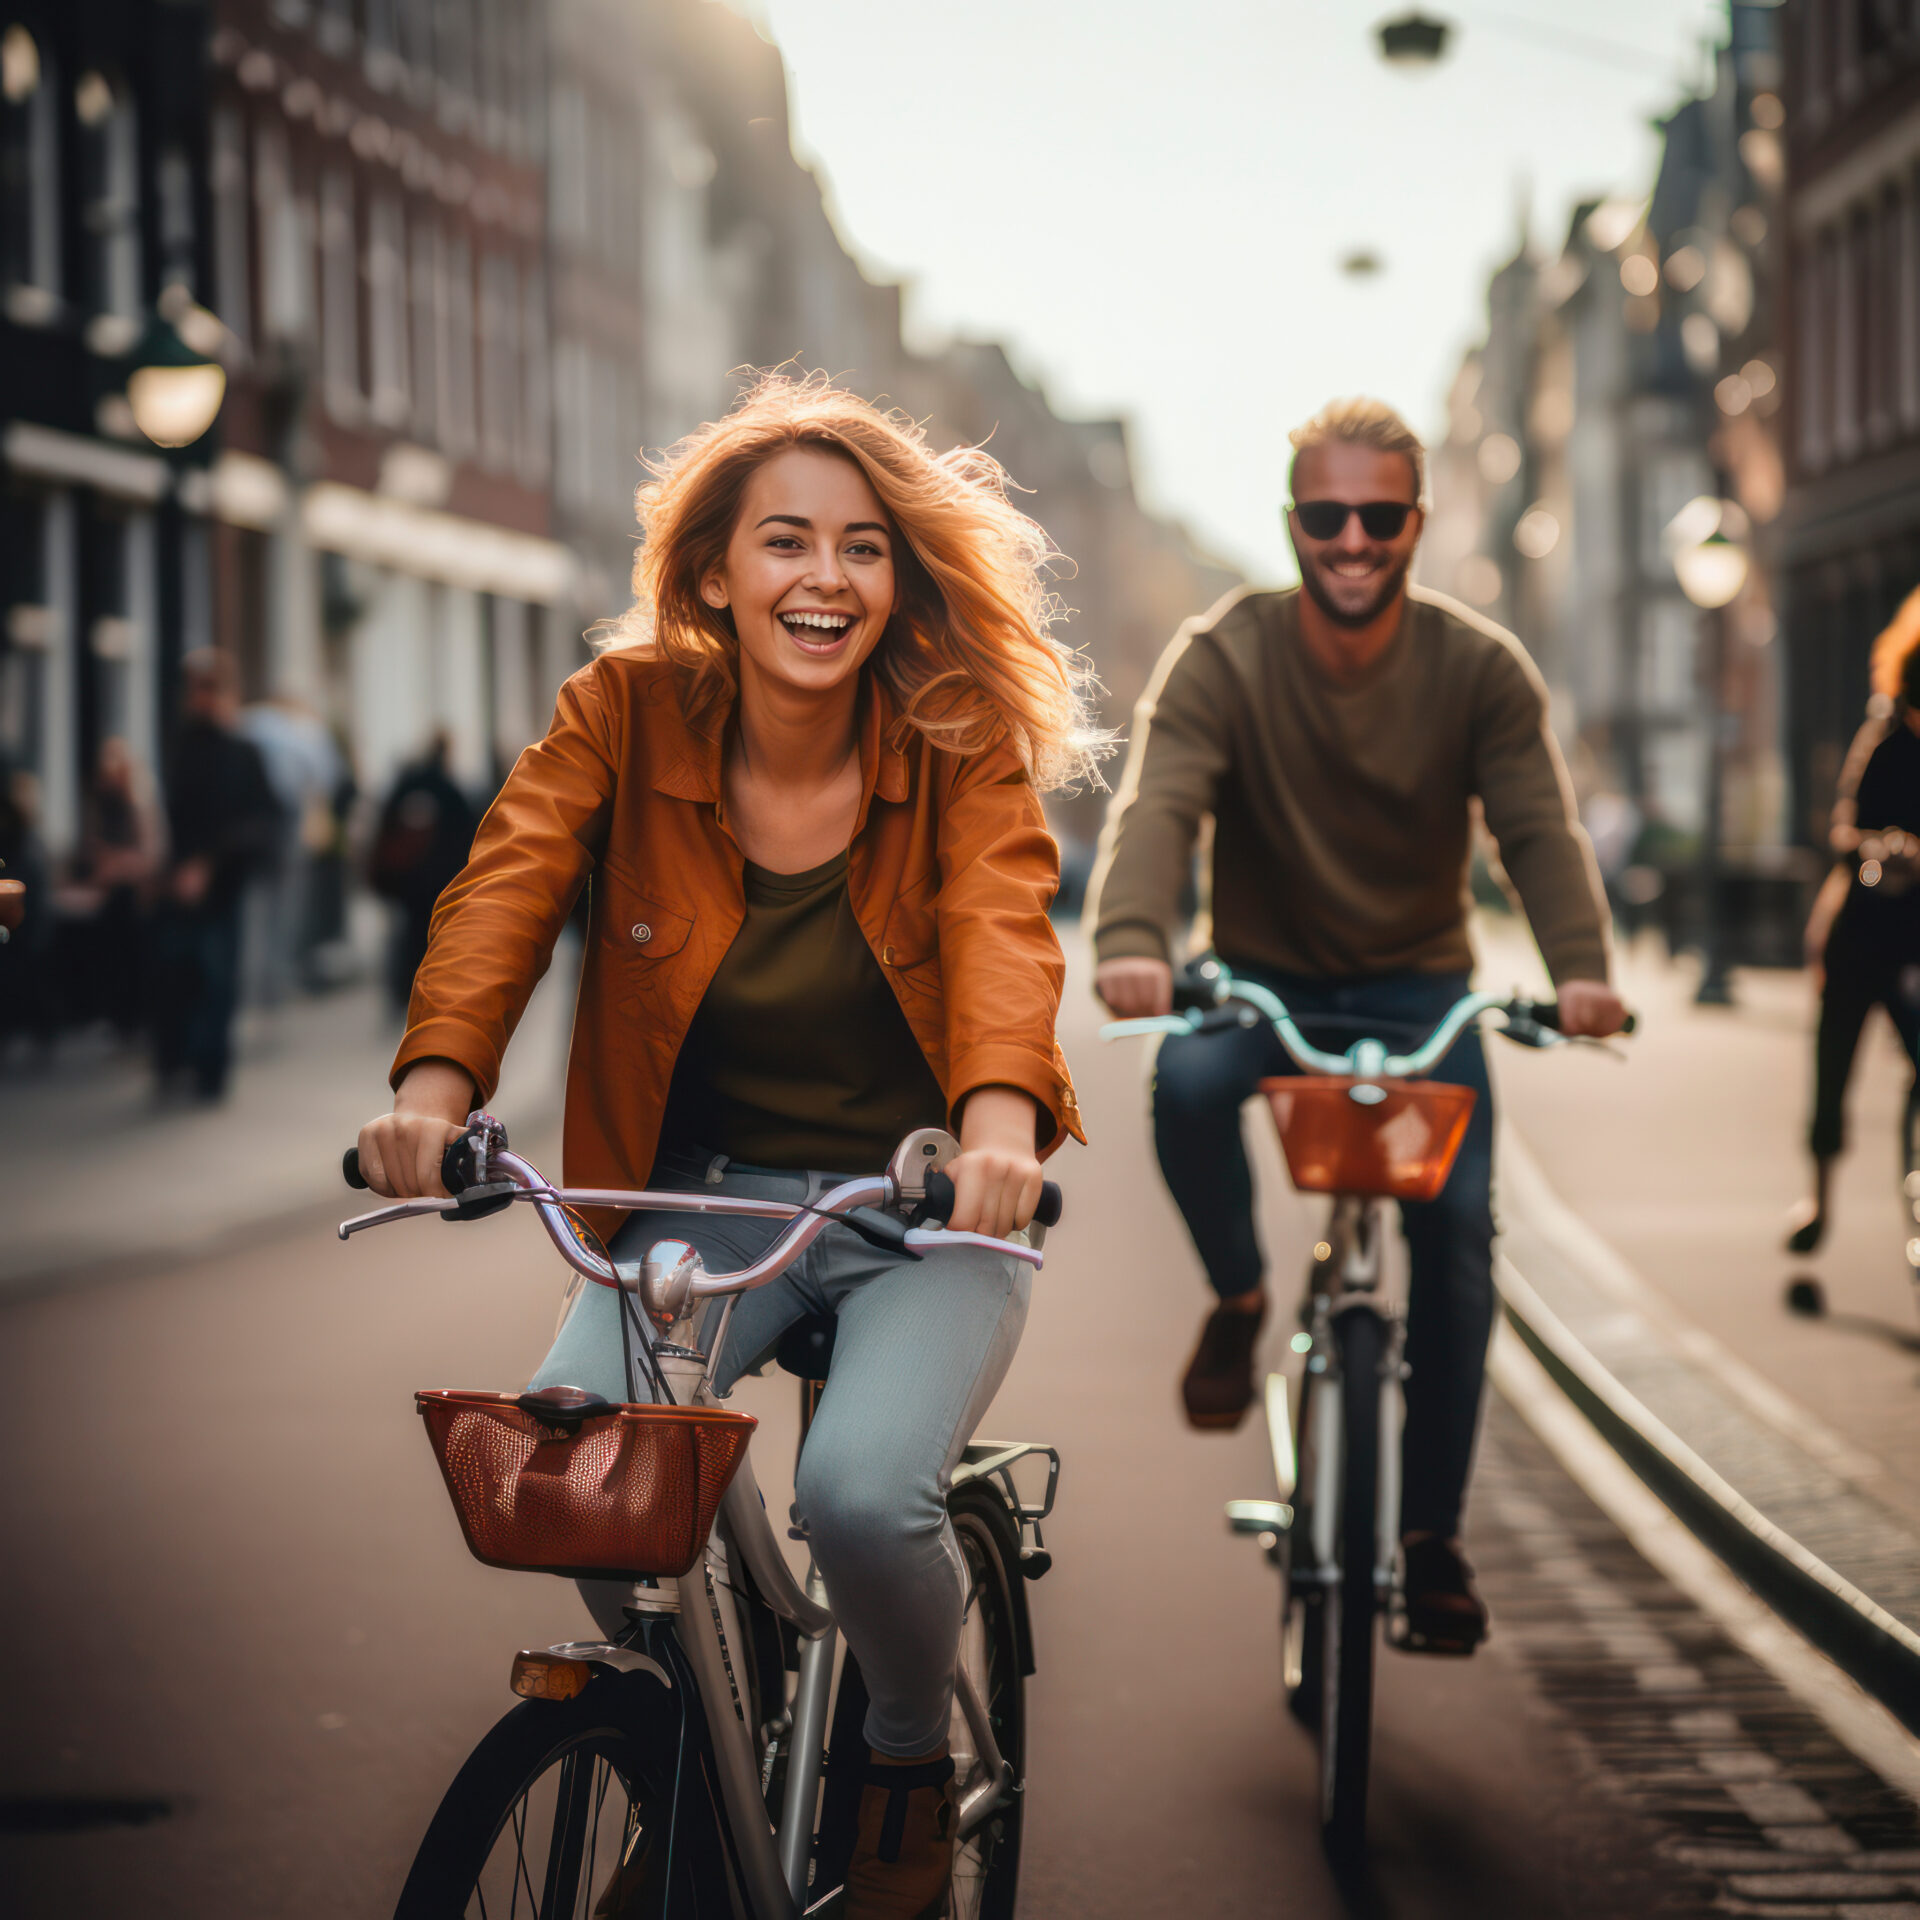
[510, 1651, 592, 1702]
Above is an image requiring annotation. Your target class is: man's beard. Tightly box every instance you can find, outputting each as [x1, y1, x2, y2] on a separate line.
[1299, 549, 1413, 629]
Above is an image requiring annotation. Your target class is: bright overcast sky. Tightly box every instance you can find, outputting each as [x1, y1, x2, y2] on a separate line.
[731, 0, 1733, 582]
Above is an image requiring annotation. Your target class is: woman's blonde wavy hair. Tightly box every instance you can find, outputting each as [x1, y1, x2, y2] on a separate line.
[597, 370, 1106, 792]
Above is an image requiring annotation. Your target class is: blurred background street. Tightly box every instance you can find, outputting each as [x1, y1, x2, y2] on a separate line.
[11, 0, 1920, 1914]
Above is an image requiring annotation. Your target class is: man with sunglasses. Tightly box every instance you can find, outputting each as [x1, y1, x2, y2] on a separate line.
[1087, 397, 1622, 1651]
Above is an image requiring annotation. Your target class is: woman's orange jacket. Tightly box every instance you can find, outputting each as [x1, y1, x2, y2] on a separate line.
[393, 651, 1084, 1225]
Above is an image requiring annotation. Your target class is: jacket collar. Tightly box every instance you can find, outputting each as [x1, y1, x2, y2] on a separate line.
[651, 672, 911, 815]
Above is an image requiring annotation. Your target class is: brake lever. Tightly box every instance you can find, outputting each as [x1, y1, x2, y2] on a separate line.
[1566, 1035, 1630, 1062]
[902, 1227, 1044, 1270]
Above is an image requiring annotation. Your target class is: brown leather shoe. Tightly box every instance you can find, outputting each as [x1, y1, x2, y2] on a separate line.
[1181, 1297, 1265, 1430]
[1399, 1534, 1490, 1654]
[844, 1743, 955, 1920]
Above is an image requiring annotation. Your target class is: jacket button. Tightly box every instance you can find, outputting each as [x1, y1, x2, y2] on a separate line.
[882, 944, 896, 965]
[631, 923, 652, 944]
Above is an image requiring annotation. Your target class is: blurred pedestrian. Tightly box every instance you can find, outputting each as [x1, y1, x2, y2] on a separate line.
[56, 737, 164, 1039]
[369, 730, 477, 1018]
[238, 694, 346, 1006]
[153, 651, 282, 1102]
[1787, 588, 1920, 1253]
[0, 758, 54, 1056]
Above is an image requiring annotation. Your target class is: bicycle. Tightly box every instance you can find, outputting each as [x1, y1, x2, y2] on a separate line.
[1104, 959, 1628, 1856]
[338, 1119, 1063, 1918]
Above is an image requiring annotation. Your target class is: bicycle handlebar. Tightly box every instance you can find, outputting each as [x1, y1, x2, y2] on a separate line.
[1106, 962, 1636, 1077]
[337, 1131, 1058, 1302]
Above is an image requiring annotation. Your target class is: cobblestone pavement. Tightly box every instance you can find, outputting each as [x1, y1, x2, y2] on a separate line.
[1475, 1391, 1920, 1918]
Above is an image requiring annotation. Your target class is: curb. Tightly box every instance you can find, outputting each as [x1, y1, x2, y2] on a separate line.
[1496, 1255, 1920, 1737]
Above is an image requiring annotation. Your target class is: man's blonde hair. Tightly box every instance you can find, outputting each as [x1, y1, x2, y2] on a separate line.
[1288, 397, 1427, 507]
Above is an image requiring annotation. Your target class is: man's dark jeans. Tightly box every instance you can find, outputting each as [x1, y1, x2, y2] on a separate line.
[1151, 963, 1495, 1539]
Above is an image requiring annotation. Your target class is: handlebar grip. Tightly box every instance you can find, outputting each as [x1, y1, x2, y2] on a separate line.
[341, 1136, 482, 1194]
[923, 1170, 1063, 1231]
[442, 1135, 479, 1195]
[1529, 1001, 1637, 1036]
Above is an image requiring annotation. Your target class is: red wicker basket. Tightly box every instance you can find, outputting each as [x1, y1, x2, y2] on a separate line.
[417, 1390, 757, 1580]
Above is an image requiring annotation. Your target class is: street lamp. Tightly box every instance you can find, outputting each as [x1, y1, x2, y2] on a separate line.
[1668, 501, 1751, 1006]
[124, 305, 227, 450]
[1376, 11, 1452, 66]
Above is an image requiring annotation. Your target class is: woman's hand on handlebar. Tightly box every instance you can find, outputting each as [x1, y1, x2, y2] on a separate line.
[355, 1059, 475, 1199]
[947, 1085, 1046, 1239]
[1555, 979, 1630, 1038]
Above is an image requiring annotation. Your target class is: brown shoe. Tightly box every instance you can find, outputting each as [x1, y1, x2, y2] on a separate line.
[1181, 1297, 1265, 1430]
[1398, 1534, 1490, 1654]
[844, 1743, 955, 1920]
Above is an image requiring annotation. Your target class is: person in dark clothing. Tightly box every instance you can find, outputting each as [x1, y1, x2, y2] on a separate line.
[61, 737, 165, 1038]
[153, 652, 283, 1100]
[1789, 593, 1920, 1252]
[369, 731, 478, 1018]
[0, 759, 55, 1053]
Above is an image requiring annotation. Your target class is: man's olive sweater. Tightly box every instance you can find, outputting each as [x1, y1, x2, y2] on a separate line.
[1088, 585, 1609, 984]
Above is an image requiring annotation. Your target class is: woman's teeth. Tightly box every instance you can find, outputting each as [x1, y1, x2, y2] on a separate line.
[780, 611, 853, 634]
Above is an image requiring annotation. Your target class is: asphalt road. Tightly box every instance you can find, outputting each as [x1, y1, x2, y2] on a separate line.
[4, 987, 1916, 1917]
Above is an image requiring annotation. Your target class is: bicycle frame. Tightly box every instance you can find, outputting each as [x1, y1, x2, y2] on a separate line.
[1282, 1195, 1406, 1636]
[345, 1123, 1050, 1919]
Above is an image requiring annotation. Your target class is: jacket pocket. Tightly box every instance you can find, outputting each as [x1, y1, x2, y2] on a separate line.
[595, 853, 695, 963]
[879, 895, 941, 995]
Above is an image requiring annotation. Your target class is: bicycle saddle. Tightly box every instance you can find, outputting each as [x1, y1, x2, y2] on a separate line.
[775, 1313, 836, 1381]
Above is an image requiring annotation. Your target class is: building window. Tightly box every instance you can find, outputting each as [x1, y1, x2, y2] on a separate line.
[1833, 215, 1862, 462]
[409, 210, 437, 444]
[1, 24, 58, 317]
[1904, 173, 1920, 434]
[255, 119, 312, 347]
[438, 228, 476, 461]
[519, 267, 550, 486]
[434, 0, 477, 138]
[211, 104, 250, 354]
[364, 0, 402, 90]
[478, 250, 517, 472]
[399, 0, 433, 87]
[320, 164, 362, 419]
[76, 70, 141, 352]
[368, 190, 409, 427]
[1799, 227, 1833, 474]
[316, 0, 354, 60]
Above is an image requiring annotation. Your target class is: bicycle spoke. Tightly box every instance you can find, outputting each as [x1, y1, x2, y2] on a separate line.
[511, 1795, 537, 1917]
[538, 1752, 594, 1917]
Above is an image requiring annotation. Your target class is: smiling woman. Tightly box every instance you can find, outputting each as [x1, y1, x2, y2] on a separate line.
[604, 369, 1103, 792]
[360, 368, 1097, 1918]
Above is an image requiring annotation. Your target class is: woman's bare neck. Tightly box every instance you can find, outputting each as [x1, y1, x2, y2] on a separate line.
[725, 663, 864, 870]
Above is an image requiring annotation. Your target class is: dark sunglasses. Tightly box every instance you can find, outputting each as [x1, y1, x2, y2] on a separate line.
[1290, 499, 1418, 542]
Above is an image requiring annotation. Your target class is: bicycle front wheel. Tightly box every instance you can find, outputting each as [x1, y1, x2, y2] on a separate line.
[1318, 1307, 1383, 1858]
[393, 1674, 721, 1919]
[948, 1487, 1029, 1920]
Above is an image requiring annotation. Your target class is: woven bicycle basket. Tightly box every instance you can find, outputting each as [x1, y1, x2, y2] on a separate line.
[416, 1390, 757, 1580]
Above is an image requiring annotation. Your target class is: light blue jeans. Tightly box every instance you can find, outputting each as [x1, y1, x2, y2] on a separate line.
[531, 1154, 1029, 1756]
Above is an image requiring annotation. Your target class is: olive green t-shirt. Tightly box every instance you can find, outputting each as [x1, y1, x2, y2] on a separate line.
[657, 849, 947, 1173]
